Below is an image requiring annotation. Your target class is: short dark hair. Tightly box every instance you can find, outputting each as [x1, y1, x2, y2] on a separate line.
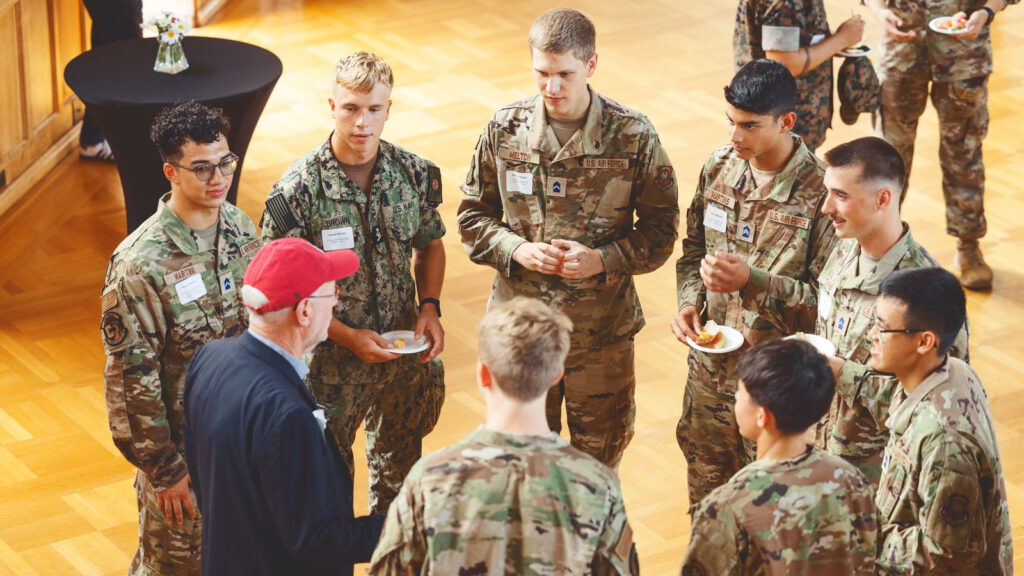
[880, 267, 965, 356]
[824, 137, 906, 200]
[736, 339, 835, 435]
[724, 59, 796, 118]
[149, 101, 231, 161]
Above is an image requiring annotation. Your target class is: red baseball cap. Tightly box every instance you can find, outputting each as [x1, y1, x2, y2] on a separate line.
[243, 238, 359, 313]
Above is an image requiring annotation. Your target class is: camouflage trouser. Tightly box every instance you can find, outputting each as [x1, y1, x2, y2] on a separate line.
[676, 351, 755, 512]
[546, 336, 635, 470]
[129, 471, 201, 576]
[874, 71, 989, 239]
[313, 357, 445, 515]
[794, 103, 828, 153]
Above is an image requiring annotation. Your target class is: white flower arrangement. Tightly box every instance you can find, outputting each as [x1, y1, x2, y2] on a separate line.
[142, 12, 191, 45]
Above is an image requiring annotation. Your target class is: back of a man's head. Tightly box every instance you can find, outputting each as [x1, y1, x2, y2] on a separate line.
[724, 59, 797, 119]
[824, 136, 906, 203]
[736, 339, 835, 436]
[528, 7, 596, 63]
[478, 297, 572, 401]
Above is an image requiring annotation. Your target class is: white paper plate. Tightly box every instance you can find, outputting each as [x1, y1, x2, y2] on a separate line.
[380, 330, 429, 354]
[837, 44, 872, 57]
[686, 325, 744, 354]
[928, 16, 968, 35]
[784, 333, 837, 357]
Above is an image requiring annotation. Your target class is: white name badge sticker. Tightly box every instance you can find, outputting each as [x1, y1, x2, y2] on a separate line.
[505, 170, 534, 195]
[322, 227, 355, 251]
[175, 274, 207, 305]
[704, 204, 728, 233]
[818, 287, 833, 320]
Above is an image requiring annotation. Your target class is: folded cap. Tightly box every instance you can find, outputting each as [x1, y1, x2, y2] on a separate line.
[242, 238, 359, 313]
[838, 56, 881, 125]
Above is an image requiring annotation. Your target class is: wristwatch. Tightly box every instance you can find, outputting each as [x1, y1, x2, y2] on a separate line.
[981, 6, 995, 23]
[419, 297, 441, 317]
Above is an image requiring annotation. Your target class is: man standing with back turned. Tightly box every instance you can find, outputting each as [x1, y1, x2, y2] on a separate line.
[458, 8, 679, 469]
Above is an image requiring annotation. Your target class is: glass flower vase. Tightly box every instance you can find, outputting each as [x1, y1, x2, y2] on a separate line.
[154, 40, 189, 74]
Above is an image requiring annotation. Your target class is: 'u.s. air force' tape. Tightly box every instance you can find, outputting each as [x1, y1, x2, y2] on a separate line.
[265, 194, 300, 232]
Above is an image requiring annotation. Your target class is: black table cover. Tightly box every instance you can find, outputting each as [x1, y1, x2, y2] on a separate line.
[65, 36, 282, 232]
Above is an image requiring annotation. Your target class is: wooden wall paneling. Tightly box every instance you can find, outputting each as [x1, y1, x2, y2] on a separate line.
[0, 2, 26, 164]
[22, 0, 56, 130]
[55, 0, 85, 109]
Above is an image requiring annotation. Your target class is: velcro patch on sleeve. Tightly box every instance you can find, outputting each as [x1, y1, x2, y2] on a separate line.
[265, 194, 300, 233]
[427, 165, 443, 205]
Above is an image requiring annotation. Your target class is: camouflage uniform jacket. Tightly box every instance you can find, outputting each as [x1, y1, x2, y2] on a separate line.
[368, 427, 638, 575]
[261, 138, 445, 384]
[741, 225, 969, 484]
[877, 357, 1011, 575]
[677, 135, 837, 392]
[877, 0, 1019, 83]
[681, 445, 878, 576]
[734, 0, 833, 145]
[457, 88, 679, 348]
[101, 194, 259, 489]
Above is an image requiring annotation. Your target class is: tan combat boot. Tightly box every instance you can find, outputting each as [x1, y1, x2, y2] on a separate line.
[954, 239, 993, 290]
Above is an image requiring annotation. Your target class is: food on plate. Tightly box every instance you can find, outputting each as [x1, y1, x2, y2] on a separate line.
[936, 12, 969, 32]
[841, 44, 869, 55]
[695, 320, 726, 349]
[393, 338, 405, 349]
[790, 332, 814, 343]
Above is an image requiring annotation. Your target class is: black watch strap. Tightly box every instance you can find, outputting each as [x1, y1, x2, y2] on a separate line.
[981, 6, 995, 23]
[419, 297, 441, 317]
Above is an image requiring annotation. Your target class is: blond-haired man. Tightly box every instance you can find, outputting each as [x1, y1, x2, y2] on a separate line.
[369, 297, 638, 575]
[458, 8, 679, 470]
[261, 51, 446, 514]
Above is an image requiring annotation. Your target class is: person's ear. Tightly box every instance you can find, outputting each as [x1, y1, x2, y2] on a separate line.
[294, 298, 313, 327]
[918, 331, 939, 355]
[477, 361, 492, 390]
[328, 97, 336, 117]
[585, 53, 598, 77]
[877, 187, 893, 210]
[757, 406, 774, 430]
[163, 162, 177, 184]
[779, 111, 797, 134]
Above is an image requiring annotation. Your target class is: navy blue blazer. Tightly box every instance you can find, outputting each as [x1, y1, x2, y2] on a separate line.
[184, 331, 384, 576]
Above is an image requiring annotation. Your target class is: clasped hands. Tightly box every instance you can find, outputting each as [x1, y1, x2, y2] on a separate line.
[512, 239, 605, 279]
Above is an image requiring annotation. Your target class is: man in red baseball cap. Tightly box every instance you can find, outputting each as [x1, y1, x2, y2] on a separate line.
[183, 238, 385, 576]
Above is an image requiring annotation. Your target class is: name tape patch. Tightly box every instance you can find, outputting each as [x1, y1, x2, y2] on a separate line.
[582, 158, 630, 170]
[163, 263, 206, 286]
[498, 148, 539, 164]
[768, 210, 811, 230]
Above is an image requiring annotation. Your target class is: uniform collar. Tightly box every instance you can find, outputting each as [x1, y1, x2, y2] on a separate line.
[158, 192, 203, 256]
[527, 87, 604, 159]
[837, 223, 915, 293]
[316, 135, 395, 201]
[887, 356, 951, 436]
[468, 425, 568, 452]
[719, 134, 814, 203]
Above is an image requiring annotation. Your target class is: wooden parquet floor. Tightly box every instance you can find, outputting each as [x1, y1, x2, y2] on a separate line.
[1, 0, 1023, 573]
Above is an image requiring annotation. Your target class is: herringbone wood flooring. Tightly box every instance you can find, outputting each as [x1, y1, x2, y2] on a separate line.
[1, 0, 1023, 574]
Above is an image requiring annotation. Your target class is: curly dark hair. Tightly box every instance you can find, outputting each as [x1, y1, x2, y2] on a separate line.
[149, 101, 231, 161]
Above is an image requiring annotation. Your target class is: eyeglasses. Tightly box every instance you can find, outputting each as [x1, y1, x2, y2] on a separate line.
[871, 316, 924, 335]
[169, 153, 239, 182]
[306, 285, 342, 300]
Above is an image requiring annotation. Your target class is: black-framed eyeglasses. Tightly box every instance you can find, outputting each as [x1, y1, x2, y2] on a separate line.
[306, 285, 342, 300]
[169, 153, 239, 182]
[872, 316, 925, 335]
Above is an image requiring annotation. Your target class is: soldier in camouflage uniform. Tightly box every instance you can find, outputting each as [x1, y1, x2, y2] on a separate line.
[681, 340, 878, 575]
[734, 0, 865, 151]
[101, 101, 260, 575]
[866, 0, 1017, 289]
[740, 137, 968, 487]
[457, 8, 679, 470]
[369, 298, 638, 576]
[671, 60, 837, 510]
[260, 52, 445, 515]
[870, 268, 1011, 574]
